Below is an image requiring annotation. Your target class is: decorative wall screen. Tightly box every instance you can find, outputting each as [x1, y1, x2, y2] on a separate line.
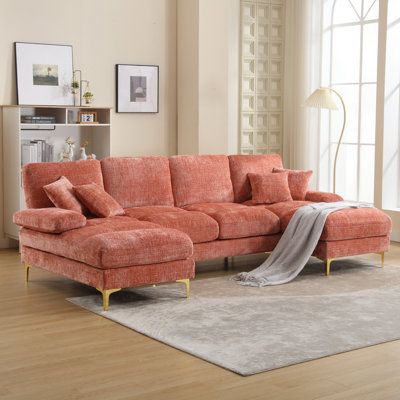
[240, 0, 284, 155]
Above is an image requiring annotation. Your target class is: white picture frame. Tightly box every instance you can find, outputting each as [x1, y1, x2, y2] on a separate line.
[15, 42, 74, 106]
[116, 64, 159, 113]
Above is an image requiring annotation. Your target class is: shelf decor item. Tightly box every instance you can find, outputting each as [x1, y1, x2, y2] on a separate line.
[78, 111, 98, 124]
[304, 87, 346, 194]
[15, 42, 74, 106]
[58, 136, 75, 162]
[79, 140, 88, 160]
[81, 80, 94, 105]
[116, 64, 159, 113]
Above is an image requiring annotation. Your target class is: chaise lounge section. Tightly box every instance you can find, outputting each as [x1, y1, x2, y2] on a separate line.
[14, 154, 392, 310]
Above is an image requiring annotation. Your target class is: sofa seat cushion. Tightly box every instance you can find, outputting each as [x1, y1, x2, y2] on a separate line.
[20, 216, 193, 268]
[183, 203, 280, 239]
[263, 201, 313, 220]
[263, 202, 392, 241]
[124, 206, 182, 219]
[319, 208, 392, 241]
[125, 207, 219, 243]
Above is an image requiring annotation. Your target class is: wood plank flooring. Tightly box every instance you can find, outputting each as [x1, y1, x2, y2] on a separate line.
[1, 246, 400, 399]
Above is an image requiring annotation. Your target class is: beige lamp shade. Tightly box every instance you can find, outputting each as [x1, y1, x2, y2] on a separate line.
[304, 88, 338, 110]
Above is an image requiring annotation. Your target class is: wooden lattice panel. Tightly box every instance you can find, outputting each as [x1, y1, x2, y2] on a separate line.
[240, 0, 284, 155]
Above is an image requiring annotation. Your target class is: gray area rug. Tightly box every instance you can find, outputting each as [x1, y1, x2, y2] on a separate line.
[68, 258, 400, 376]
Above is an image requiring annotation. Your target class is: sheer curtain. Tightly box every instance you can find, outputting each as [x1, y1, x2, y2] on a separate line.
[283, 0, 322, 188]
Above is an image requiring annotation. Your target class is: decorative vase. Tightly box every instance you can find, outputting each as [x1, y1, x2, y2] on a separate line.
[79, 147, 87, 160]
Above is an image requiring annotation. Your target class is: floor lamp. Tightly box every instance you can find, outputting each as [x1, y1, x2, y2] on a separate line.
[304, 87, 346, 194]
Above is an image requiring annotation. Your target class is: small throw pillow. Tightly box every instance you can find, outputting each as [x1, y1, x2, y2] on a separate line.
[43, 176, 85, 214]
[248, 172, 292, 204]
[73, 183, 124, 217]
[273, 168, 313, 200]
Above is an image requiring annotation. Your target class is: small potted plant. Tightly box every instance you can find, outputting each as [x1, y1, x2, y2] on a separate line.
[71, 80, 80, 93]
[82, 90, 94, 105]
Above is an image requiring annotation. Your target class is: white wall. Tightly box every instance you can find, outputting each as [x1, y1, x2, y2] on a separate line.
[0, 0, 177, 247]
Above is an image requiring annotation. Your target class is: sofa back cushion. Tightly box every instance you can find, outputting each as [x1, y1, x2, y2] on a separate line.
[22, 160, 104, 209]
[169, 155, 234, 207]
[228, 154, 283, 203]
[101, 156, 174, 208]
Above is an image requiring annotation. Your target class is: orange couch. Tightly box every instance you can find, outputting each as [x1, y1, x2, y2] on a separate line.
[14, 155, 392, 310]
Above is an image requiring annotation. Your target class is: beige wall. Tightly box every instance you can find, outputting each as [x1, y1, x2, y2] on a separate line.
[177, 0, 199, 154]
[0, 0, 177, 247]
[177, 0, 240, 155]
[198, 0, 239, 155]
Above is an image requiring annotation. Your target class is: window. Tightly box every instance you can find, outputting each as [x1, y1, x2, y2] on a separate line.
[318, 0, 379, 202]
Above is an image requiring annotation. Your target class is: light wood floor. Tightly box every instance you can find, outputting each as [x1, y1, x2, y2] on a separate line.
[2, 246, 400, 400]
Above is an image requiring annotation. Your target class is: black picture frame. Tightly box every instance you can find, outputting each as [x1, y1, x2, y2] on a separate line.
[116, 64, 159, 113]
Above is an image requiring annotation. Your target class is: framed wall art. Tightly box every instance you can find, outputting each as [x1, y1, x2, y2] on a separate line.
[15, 42, 74, 105]
[116, 64, 159, 113]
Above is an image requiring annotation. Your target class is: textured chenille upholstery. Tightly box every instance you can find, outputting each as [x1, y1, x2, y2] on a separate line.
[248, 171, 292, 204]
[273, 168, 313, 200]
[169, 155, 234, 207]
[14, 208, 86, 233]
[184, 202, 280, 239]
[101, 156, 174, 208]
[21, 246, 195, 290]
[16, 154, 392, 304]
[263, 201, 313, 219]
[305, 191, 344, 202]
[125, 207, 219, 243]
[229, 154, 283, 203]
[74, 183, 125, 217]
[20, 217, 193, 268]
[43, 176, 85, 213]
[23, 160, 103, 208]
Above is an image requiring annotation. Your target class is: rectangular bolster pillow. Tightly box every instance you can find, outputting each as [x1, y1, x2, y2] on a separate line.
[305, 191, 343, 203]
[13, 208, 86, 233]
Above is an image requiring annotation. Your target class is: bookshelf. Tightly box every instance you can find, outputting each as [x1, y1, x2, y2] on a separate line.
[2, 105, 112, 240]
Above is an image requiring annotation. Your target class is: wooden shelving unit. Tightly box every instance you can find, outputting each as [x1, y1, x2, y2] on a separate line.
[2, 105, 112, 240]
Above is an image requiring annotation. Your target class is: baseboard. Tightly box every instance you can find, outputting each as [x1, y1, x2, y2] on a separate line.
[391, 230, 400, 243]
[0, 237, 18, 249]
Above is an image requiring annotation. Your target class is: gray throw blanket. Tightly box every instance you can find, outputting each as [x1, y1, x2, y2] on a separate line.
[232, 201, 372, 287]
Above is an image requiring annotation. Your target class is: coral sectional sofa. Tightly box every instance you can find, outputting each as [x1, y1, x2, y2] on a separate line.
[14, 155, 392, 310]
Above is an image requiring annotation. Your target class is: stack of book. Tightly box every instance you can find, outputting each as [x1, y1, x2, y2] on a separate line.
[21, 140, 54, 165]
[21, 115, 56, 124]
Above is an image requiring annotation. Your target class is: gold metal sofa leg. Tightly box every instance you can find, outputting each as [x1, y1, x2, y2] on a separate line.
[25, 263, 31, 283]
[325, 259, 333, 276]
[176, 279, 190, 299]
[377, 252, 385, 268]
[96, 288, 121, 311]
